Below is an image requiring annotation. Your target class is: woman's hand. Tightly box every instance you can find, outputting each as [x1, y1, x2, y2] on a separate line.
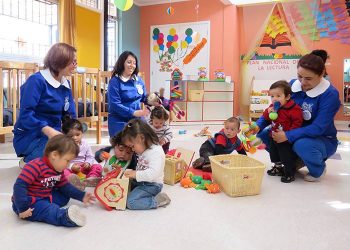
[83, 192, 96, 205]
[272, 130, 288, 143]
[42, 126, 61, 139]
[133, 107, 150, 118]
[19, 208, 34, 219]
[124, 169, 136, 179]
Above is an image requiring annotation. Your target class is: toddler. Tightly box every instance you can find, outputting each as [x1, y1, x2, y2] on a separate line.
[62, 118, 102, 189]
[122, 118, 171, 210]
[99, 132, 137, 175]
[12, 135, 95, 227]
[258, 80, 303, 183]
[192, 117, 246, 172]
[148, 106, 173, 154]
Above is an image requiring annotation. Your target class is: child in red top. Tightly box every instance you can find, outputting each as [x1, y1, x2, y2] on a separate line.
[192, 117, 246, 172]
[259, 80, 303, 183]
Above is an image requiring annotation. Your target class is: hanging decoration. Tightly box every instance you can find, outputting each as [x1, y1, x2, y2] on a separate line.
[167, 0, 174, 15]
[114, 0, 133, 11]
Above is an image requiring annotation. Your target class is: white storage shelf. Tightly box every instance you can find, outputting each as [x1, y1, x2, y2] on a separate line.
[169, 80, 234, 122]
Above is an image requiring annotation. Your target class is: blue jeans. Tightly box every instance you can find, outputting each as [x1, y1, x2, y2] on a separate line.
[22, 136, 48, 163]
[127, 180, 162, 210]
[12, 189, 77, 227]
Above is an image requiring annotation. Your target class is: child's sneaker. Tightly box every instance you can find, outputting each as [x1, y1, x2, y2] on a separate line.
[67, 205, 86, 226]
[267, 163, 283, 176]
[192, 157, 205, 169]
[155, 193, 171, 208]
[84, 177, 101, 187]
[68, 174, 86, 191]
[281, 175, 295, 183]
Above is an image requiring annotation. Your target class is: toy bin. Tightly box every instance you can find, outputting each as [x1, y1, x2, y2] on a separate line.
[209, 155, 265, 197]
[188, 90, 204, 101]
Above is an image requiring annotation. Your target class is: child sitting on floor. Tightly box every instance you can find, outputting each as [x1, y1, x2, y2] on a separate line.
[257, 80, 303, 183]
[122, 118, 171, 210]
[192, 116, 246, 172]
[99, 132, 137, 176]
[12, 135, 95, 227]
[148, 106, 173, 154]
[62, 118, 102, 189]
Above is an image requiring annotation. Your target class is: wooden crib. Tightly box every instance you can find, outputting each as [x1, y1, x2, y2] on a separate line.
[0, 61, 39, 143]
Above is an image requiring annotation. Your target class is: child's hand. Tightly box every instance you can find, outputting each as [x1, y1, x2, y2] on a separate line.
[71, 164, 81, 173]
[159, 138, 166, 145]
[19, 208, 34, 219]
[124, 169, 136, 179]
[83, 163, 91, 170]
[83, 192, 96, 205]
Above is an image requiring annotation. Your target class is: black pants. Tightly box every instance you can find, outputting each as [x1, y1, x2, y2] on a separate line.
[199, 141, 215, 164]
[269, 138, 298, 177]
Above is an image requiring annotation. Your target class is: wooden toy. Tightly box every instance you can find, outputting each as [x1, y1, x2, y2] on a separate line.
[164, 147, 194, 185]
[94, 168, 130, 211]
[171, 68, 183, 80]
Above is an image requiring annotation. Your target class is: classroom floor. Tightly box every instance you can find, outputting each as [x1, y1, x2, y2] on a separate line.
[0, 121, 350, 250]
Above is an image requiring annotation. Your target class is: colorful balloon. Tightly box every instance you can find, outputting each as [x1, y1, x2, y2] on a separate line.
[159, 44, 164, 51]
[153, 28, 160, 36]
[185, 36, 192, 44]
[172, 42, 178, 49]
[169, 28, 176, 36]
[168, 46, 175, 54]
[152, 35, 158, 40]
[167, 6, 174, 15]
[114, 0, 133, 11]
[167, 35, 174, 42]
[185, 28, 193, 36]
[181, 40, 188, 49]
[159, 33, 164, 39]
[157, 38, 164, 45]
[173, 34, 178, 41]
[153, 45, 160, 52]
[166, 41, 172, 48]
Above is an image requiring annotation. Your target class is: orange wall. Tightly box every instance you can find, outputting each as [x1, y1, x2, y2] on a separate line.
[140, 0, 241, 115]
[239, 4, 350, 121]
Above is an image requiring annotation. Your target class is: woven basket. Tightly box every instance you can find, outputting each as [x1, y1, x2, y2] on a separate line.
[209, 155, 265, 197]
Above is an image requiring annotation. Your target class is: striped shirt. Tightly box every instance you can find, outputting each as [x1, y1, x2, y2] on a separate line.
[149, 122, 173, 144]
[13, 157, 85, 213]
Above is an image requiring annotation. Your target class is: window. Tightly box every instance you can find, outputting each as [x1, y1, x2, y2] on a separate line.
[106, 0, 117, 70]
[76, 0, 101, 10]
[0, 0, 58, 63]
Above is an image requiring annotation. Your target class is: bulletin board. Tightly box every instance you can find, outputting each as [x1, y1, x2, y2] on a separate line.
[150, 21, 210, 97]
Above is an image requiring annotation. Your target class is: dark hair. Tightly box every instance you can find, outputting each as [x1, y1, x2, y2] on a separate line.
[122, 118, 159, 149]
[111, 51, 139, 77]
[150, 106, 169, 122]
[44, 43, 76, 77]
[225, 116, 241, 129]
[311, 49, 329, 76]
[62, 118, 83, 134]
[44, 134, 79, 157]
[297, 53, 325, 76]
[110, 131, 124, 147]
[269, 80, 292, 97]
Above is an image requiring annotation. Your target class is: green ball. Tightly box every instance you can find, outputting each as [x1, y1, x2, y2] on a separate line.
[269, 112, 278, 120]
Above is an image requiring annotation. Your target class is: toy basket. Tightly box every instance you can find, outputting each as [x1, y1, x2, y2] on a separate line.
[188, 90, 204, 101]
[209, 155, 265, 197]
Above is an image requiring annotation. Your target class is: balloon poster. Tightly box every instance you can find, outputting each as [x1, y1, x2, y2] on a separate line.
[150, 21, 210, 95]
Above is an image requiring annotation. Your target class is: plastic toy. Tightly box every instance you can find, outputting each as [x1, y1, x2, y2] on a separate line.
[198, 67, 208, 80]
[191, 175, 203, 184]
[101, 151, 110, 161]
[179, 130, 187, 134]
[171, 68, 183, 80]
[180, 177, 194, 188]
[205, 183, 220, 194]
[195, 180, 212, 190]
[170, 102, 185, 120]
[214, 69, 225, 81]
[194, 126, 212, 138]
[241, 122, 259, 138]
[239, 122, 265, 154]
[183, 38, 207, 65]
[269, 101, 281, 121]
[94, 168, 129, 211]
[77, 171, 86, 180]
[147, 92, 163, 106]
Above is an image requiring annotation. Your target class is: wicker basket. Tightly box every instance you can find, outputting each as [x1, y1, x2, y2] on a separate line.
[209, 155, 265, 197]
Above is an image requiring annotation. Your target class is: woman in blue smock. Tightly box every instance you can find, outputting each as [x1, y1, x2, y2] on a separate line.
[108, 51, 149, 137]
[257, 52, 341, 182]
[13, 43, 77, 166]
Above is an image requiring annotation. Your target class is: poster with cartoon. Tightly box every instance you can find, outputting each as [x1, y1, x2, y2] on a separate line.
[150, 21, 210, 97]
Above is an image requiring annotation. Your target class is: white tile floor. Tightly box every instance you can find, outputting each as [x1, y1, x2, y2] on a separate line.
[0, 121, 350, 250]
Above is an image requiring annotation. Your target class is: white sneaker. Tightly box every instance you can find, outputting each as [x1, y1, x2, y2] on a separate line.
[155, 193, 171, 208]
[19, 158, 26, 169]
[67, 205, 86, 227]
[304, 167, 327, 182]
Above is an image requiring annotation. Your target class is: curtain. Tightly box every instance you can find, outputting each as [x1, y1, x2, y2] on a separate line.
[59, 0, 76, 47]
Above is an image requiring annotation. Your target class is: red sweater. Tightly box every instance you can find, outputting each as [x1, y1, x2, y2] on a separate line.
[263, 99, 303, 132]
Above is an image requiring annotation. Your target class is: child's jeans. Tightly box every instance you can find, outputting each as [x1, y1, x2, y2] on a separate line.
[12, 189, 77, 227]
[127, 180, 162, 210]
[64, 163, 102, 178]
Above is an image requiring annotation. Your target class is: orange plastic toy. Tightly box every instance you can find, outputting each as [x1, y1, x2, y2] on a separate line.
[101, 151, 110, 160]
[205, 183, 220, 194]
